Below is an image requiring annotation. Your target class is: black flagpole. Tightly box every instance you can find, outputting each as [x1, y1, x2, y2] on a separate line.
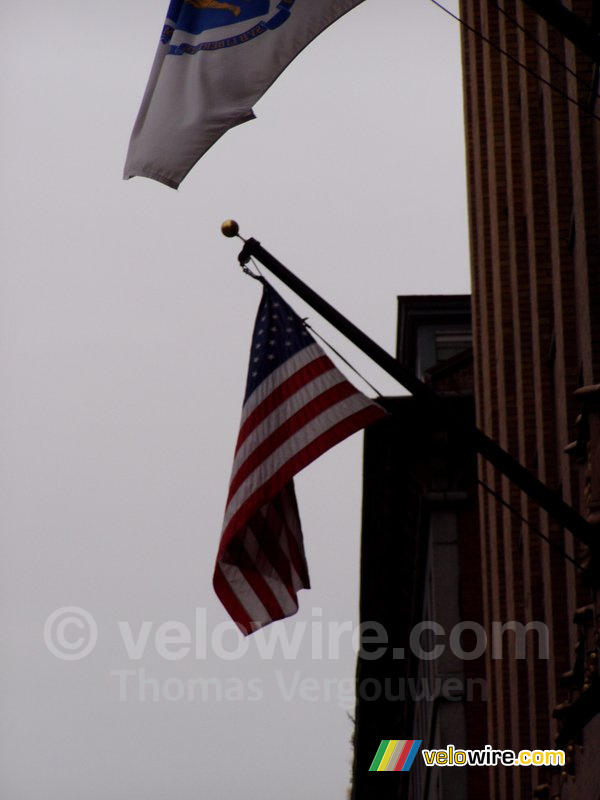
[221, 221, 595, 549]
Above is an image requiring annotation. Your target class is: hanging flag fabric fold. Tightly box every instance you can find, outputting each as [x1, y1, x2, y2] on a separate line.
[123, 0, 365, 188]
[214, 281, 386, 634]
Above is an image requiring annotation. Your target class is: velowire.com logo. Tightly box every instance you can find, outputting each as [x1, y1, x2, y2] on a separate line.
[369, 740, 422, 772]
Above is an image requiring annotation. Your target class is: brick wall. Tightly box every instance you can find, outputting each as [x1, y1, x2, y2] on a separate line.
[459, 1, 600, 797]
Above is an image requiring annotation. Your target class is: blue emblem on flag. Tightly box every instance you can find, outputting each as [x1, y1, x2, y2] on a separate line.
[166, 0, 270, 36]
[162, 0, 296, 54]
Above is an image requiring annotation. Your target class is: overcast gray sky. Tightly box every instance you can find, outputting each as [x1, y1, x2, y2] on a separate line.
[1, 0, 468, 796]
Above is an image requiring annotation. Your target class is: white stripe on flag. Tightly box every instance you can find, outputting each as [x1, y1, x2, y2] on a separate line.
[242, 530, 299, 615]
[219, 562, 270, 626]
[231, 369, 348, 475]
[223, 393, 372, 530]
[239, 344, 323, 423]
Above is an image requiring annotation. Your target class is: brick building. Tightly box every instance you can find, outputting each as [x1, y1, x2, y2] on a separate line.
[459, 1, 600, 798]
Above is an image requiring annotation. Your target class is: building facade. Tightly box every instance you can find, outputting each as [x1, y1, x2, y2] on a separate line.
[459, 1, 600, 797]
[352, 296, 488, 799]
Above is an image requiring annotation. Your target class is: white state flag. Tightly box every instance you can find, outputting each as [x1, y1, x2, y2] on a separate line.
[123, 0, 365, 188]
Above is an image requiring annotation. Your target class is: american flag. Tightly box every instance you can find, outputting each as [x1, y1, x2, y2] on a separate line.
[213, 281, 386, 634]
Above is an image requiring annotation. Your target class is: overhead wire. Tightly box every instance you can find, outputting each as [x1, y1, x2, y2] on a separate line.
[427, 0, 600, 123]
[239, 266, 586, 564]
[477, 478, 582, 569]
[303, 322, 385, 398]
[487, 0, 595, 94]
[241, 257, 385, 398]
[423, 0, 592, 565]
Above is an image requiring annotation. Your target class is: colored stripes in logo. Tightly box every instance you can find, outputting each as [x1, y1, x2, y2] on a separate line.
[369, 739, 422, 772]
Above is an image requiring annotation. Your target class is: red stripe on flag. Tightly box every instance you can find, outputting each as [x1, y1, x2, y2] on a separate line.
[235, 356, 334, 454]
[270, 490, 310, 588]
[227, 381, 359, 503]
[244, 504, 296, 590]
[222, 535, 288, 624]
[212, 565, 254, 634]
[219, 404, 385, 554]
[213, 490, 310, 634]
[215, 484, 309, 633]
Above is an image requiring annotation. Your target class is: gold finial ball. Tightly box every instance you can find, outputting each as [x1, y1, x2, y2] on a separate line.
[221, 219, 240, 238]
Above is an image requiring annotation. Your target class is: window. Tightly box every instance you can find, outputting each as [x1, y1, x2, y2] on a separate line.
[434, 330, 473, 364]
